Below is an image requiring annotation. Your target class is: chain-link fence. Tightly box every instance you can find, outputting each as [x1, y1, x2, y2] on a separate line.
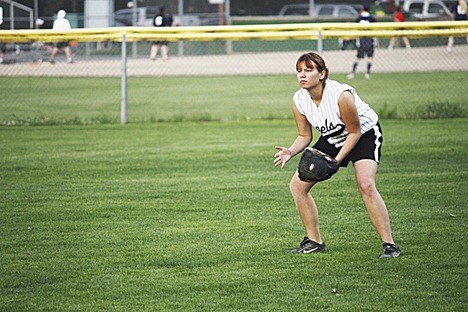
[1, 22, 467, 124]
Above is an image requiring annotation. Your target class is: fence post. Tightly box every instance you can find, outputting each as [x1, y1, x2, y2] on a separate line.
[121, 34, 127, 125]
[317, 30, 323, 55]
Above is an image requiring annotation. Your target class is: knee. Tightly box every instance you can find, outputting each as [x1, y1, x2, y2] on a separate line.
[289, 175, 311, 199]
[289, 179, 299, 197]
[357, 178, 376, 197]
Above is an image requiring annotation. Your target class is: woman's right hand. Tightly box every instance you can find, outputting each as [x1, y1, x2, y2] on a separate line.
[274, 146, 292, 168]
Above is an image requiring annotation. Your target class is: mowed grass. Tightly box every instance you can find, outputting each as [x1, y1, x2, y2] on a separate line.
[0, 119, 467, 311]
[1, 71, 467, 125]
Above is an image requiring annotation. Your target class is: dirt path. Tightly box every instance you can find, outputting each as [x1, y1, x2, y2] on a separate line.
[1, 46, 467, 77]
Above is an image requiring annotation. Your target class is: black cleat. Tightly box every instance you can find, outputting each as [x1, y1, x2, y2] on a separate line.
[380, 243, 401, 259]
[289, 237, 326, 254]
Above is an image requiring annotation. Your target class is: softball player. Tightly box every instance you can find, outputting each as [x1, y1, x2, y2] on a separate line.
[347, 4, 376, 79]
[150, 6, 173, 61]
[274, 52, 400, 258]
[49, 10, 73, 64]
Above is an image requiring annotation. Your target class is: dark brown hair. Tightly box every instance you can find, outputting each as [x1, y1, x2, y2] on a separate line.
[296, 52, 329, 86]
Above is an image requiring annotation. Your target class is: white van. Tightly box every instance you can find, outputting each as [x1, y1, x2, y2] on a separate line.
[278, 4, 360, 18]
[113, 7, 202, 27]
[402, 0, 451, 20]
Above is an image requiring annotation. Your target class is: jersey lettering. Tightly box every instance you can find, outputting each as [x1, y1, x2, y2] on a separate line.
[315, 119, 343, 136]
[155, 16, 163, 26]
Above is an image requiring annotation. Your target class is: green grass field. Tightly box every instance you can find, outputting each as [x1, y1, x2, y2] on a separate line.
[1, 72, 467, 310]
[1, 71, 467, 125]
[1, 118, 467, 311]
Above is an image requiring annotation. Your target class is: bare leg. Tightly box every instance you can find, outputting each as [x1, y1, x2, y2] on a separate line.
[150, 44, 159, 60]
[388, 37, 397, 49]
[289, 171, 323, 243]
[50, 47, 59, 61]
[64, 46, 72, 63]
[447, 36, 454, 52]
[161, 45, 169, 60]
[402, 37, 411, 48]
[354, 159, 394, 244]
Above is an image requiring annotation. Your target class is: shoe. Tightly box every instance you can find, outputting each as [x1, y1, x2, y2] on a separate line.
[49, 59, 56, 64]
[289, 237, 326, 254]
[365, 73, 370, 79]
[67, 57, 74, 64]
[380, 243, 400, 259]
[446, 47, 452, 53]
[347, 73, 354, 80]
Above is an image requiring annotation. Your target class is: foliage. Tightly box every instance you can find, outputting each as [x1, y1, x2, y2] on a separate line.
[377, 103, 400, 120]
[410, 101, 467, 119]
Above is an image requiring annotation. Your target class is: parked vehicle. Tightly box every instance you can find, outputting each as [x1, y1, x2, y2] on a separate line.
[113, 7, 202, 27]
[278, 4, 361, 18]
[402, 0, 451, 20]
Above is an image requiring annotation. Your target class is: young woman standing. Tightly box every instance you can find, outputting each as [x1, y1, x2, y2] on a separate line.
[274, 52, 400, 258]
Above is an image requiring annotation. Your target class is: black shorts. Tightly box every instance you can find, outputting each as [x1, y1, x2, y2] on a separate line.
[54, 42, 69, 49]
[312, 123, 383, 167]
[357, 46, 374, 58]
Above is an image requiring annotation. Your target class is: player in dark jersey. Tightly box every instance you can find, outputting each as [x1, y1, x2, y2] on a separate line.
[347, 4, 376, 80]
[447, 0, 468, 53]
[150, 6, 173, 61]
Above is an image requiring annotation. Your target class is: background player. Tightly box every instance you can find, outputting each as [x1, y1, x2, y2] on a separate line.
[150, 6, 173, 61]
[49, 10, 73, 64]
[347, 4, 376, 79]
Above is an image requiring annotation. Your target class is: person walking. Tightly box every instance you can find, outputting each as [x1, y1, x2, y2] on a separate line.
[446, 0, 468, 53]
[0, 43, 5, 64]
[388, 5, 411, 49]
[347, 4, 376, 80]
[150, 6, 173, 61]
[49, 9, 73, 64]
[0, 10, 4, 64]
[274, 52, 400, 259]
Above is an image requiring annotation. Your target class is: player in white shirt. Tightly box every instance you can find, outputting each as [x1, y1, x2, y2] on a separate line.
[49, 10, 73, 64]
[274, 52, 400, 258]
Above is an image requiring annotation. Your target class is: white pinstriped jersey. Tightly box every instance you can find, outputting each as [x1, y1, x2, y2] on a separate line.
[293, 79, 378, 148]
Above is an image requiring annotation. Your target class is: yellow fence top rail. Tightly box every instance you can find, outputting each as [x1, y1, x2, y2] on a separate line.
[0, 21, 467, 43]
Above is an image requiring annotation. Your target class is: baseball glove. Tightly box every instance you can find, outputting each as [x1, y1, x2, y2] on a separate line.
[298, 148, 339, 182]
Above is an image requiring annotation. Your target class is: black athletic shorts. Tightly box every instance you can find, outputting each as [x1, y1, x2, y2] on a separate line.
[153, 41, 169, 45]
[357, 46, 374, 58]
[312, 123, 383, 167]
[54, 41, 69, 49]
